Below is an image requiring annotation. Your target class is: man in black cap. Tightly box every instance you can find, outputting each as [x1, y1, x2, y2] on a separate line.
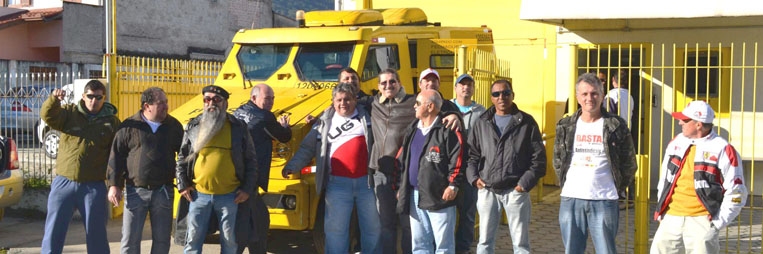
[176, 85, 258, 253]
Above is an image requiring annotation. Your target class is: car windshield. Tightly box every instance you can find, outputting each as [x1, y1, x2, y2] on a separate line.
[237, 44, 292, 80]
[294, 43, 354, 81]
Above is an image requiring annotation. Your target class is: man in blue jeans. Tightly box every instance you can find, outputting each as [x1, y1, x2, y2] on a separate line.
[283, 83, 381, 254]
[107, 87, 184, 254]
[397, 89, 464, 254]
[40, 80, 120, 254]
[467, 80, 546, 254]
[552, 73, 637, 254]
[176, 85, 258, 254]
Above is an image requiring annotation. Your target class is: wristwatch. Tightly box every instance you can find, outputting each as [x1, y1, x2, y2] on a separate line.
[448, 185, 459, 192]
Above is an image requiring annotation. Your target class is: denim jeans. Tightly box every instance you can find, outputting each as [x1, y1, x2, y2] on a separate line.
[559, 197, 619, 254]
[41, 175, 109, 254]
[476, 188, 531, 254]
[409, 190, 457, 254]
[121, 185, 174, 254]
[374, 171, 412, 254]
[185, 191, 238, 254]
[455, 181, 477, 254]
[324, 175, 381, 254]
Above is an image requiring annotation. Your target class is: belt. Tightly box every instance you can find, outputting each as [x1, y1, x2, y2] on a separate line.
[130, 183, 171, 190]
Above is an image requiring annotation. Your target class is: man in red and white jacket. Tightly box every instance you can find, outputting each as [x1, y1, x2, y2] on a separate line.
[652, 101, 748, 253]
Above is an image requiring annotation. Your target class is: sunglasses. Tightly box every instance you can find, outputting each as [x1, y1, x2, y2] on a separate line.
[380, 79, 397, 85]
[203, 96, 223, 103]
[491, 90, 512, 97]
[85, 94, 104, 100]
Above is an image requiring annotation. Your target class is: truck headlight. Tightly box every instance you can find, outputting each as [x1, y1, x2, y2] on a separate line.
[282, 195, 297, 210]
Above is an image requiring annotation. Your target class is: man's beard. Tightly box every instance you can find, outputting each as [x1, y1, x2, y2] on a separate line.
[187, 106, 225, 161]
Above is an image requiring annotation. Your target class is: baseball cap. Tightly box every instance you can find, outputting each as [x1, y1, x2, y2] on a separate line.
[419, 68, 440, 82]
[671, 101, 714, 123]
[455, 74, 474, 85]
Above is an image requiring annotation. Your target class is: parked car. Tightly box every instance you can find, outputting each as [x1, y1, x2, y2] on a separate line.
[37, 79, 92, 159]
[1, 85, 55, 139]
[0, 135, 23, 221]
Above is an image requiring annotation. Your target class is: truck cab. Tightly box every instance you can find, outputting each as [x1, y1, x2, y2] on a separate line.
[170, 7, 496, 236]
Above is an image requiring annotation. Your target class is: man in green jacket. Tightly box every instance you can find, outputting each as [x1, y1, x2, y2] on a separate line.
[40, 80, 121, 254]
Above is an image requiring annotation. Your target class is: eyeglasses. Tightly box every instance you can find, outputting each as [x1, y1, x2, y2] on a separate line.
[203, 96, 223, 103]
[380, 79, 397, 85]
[85, 94, 104, 100]
[491, 90, 512, 97]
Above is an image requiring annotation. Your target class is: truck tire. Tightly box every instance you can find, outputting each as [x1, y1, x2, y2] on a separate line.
[43, 130, 59, 159]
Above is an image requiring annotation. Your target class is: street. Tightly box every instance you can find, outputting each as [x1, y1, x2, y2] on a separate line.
[1, 188, 761, 253]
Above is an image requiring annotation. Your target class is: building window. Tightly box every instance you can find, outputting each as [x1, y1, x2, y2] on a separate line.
[29, 66, 57, 81]
[684, 51, 720, 97]
[8, 0, 31, 7]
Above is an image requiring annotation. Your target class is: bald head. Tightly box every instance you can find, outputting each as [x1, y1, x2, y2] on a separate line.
[415, 89, 442, 121]
[251, 83, 275, 111]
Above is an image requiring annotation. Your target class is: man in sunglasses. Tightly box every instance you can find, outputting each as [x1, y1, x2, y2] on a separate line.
[40, 80, 121, 254]
[370, 69, 462, 254]
[106, 87, 184, 254]
[466, 80, 546, 254]
[175, 85, 258, 253]
[553, 73, 637, 254]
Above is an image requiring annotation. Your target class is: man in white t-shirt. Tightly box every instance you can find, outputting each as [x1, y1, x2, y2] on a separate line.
[552, 73, 638, 254]
[606, 70, 634, 129]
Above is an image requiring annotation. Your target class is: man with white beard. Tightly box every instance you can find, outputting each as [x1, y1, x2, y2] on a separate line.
[176, 85, 258, 254]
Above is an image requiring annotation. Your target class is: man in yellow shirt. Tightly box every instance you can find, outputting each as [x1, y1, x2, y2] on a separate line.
[176, 85, 258, 254]
[652, 101, 747, 253]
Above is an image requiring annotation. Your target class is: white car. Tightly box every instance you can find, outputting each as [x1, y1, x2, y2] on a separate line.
[37, 79, 98, 159]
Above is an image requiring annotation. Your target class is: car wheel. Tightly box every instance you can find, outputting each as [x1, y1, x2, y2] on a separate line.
[43, 130, 60, 159]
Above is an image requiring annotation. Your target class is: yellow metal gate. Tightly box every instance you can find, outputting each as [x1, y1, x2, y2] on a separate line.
[575, 43, 763, 253]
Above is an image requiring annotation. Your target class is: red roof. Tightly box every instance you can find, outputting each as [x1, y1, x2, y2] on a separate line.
[0, 7, 62, 26]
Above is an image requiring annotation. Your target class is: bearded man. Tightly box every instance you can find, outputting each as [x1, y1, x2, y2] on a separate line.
[175, 85, 258, 254]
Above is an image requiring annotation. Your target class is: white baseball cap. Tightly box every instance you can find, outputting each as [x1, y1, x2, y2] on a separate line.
[419, 68, 440, 82]
[672, 101, 715, 124]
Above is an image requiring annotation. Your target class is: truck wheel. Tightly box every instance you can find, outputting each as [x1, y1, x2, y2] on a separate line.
[43, 130, 59, 159]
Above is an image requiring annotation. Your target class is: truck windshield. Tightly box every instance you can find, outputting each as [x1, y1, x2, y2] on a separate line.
[294, 43, 354, 81]
[238, 44, 292, 80]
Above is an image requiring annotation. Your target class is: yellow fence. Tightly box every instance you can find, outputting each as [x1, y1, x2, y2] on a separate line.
[455, 45, 511, 108]
[104, 55, 222, 121]
[103, 54, 221, 218]
[575, 43, 763, 253]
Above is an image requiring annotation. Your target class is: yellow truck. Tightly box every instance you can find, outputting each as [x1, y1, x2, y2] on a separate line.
[169, 7, 507, 251]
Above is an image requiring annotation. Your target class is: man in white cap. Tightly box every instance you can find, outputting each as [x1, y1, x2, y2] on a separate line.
[651, 101, 748, 253]
[418, 68, 461, 117]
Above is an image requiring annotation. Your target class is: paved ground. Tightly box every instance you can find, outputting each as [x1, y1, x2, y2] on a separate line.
[1, 186, 761, 253]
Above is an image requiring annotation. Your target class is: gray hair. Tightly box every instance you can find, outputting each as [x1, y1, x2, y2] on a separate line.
[332, 82, 358, 99]
[422, 89, 443, 110]
[575, 73, 604, 95]
[140, 87, 165, 106]
[251, 83, 269, 97]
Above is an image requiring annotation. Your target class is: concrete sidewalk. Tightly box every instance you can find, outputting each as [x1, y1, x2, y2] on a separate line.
[1, 185, 760, 253]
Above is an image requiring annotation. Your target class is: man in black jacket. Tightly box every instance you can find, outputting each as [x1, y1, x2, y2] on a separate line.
[370, 69, 462, 254]
[467, 80, 546, 254]
[232, 83, 291, 254]
[107, 87, 184, 254]
[397, 89, 464, 253]
[176, 85, 258, 253]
